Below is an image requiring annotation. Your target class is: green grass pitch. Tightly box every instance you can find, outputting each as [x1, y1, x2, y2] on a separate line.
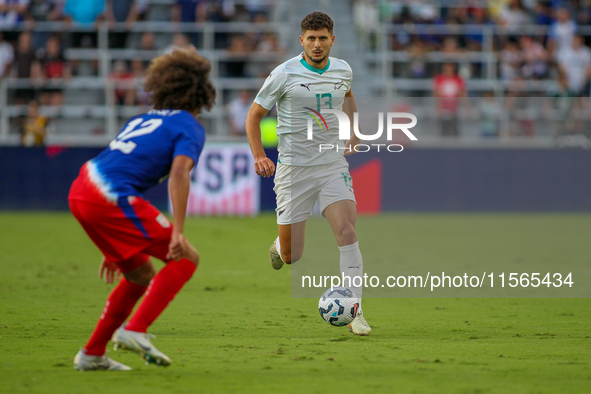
[0, 212, 589, 393]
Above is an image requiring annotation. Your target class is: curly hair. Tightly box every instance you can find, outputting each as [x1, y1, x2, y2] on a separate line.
[144, 48, 216, 114]
[301, 12, 333, 35]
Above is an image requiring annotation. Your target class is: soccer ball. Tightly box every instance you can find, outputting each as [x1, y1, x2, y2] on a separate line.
[318, 287, 359, 326]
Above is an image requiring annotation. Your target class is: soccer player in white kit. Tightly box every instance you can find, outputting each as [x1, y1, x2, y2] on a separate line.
[245, 12, 371, 335]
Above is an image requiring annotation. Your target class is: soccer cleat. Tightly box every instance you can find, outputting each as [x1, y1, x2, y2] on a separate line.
[269, 240, 284, 270]
[73, 350, 132, 371]
[348, 310, 372, 336]
[111, 326, 171, 366]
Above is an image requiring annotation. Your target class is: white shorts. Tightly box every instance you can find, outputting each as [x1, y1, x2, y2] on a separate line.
[274, 157, 356, 225]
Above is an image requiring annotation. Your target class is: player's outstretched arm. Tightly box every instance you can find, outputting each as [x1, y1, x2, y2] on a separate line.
[343, 89, 360, 156]
[245, 102, 275, 178]
[167, 154, 195, 261]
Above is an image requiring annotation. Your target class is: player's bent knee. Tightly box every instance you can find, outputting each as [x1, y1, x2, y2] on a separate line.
[188, 252, 199, 267]
[125, 261, 155, 287]
[143, 266, 156, 281]
[145, 267, 156, 281]
[185, 247, 199, 267]
[337, 226, 357, 245]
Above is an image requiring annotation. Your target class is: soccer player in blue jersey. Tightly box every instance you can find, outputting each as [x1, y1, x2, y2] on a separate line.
[68, 48, 216, 370]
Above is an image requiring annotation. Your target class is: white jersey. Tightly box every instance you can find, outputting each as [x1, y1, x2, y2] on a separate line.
[254, 52, 353, 166]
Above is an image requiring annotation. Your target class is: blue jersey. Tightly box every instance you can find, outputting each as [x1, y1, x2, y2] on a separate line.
[88, 109, 205, 200]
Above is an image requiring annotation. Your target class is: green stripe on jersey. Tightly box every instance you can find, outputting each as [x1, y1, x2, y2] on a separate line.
[300, 58, 331, 75]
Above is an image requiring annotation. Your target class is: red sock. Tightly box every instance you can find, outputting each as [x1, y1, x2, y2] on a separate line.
[84, 278, 147, 356]
[125, 259, 196, 333]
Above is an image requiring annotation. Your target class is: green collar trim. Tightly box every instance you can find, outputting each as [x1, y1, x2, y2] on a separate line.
[300, 57, 330, 74]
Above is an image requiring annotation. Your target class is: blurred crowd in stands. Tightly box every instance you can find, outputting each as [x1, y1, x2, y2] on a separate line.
[3, 0, 591, 144]
[0, 0, 279, 144]
[350, 0, 591, 141]
[0, 0, 279, 78]
[355, 1, 591, 95]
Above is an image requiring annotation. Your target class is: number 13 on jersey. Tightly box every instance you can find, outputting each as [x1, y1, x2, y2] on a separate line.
[316, 93, 332, 111]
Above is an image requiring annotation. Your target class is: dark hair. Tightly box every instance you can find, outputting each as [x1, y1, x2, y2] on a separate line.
[301, 12, 333, 35]
[144, 48, 216, 113]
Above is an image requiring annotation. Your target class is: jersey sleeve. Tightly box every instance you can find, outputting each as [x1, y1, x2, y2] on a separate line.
[335, 59, 353, 93]
[172, 118, 206, 165]
[254, 65, 288, 110]
[345, 62, 353, 93]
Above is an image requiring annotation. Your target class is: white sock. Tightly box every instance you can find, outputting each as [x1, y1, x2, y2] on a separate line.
[274, 236, 285, 263]
[339, 241, 363, 308]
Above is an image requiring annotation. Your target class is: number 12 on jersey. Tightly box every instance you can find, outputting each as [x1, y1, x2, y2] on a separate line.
[110, 118, 163, 154]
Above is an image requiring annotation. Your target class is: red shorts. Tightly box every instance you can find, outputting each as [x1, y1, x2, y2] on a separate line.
[69, 164, 173, 273]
